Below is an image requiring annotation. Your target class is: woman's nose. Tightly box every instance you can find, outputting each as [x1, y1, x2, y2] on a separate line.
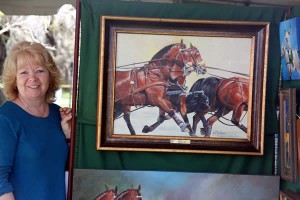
[29, 72, 37, 80]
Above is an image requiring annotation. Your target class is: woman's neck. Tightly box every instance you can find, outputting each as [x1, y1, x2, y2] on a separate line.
[15, 96, 48, 118]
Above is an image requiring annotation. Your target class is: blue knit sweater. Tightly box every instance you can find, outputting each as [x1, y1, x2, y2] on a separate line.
[0, 101, 69, 200]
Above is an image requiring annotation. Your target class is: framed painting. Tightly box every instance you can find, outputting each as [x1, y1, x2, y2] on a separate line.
[280, 190, 300, 200]
[279, 17, 300, 80]
[96, 15, 269, 155]
[73, 169, 280, 200]
[279, 88, 298, 182]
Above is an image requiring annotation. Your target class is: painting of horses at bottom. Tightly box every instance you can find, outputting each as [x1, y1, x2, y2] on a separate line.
[72, 169, 280, 200]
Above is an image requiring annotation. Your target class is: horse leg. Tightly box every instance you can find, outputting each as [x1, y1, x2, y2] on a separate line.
[114, 103, 123, 119]
[158, 99, 187, 133]
[142, 109, 166, 133]
[231, 103, 247, 133]
[146, 89, 187, 133]
[204, 109, 230, 137]
[199, 115, 212, 137]
[142, 97, 175, 133]
[122, 105, 136, 135]
[179, 95, 194, 136]
[192, 112, 207, 136]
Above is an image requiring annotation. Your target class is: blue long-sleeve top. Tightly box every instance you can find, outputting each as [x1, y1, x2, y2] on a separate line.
[0, 101, 69, 200]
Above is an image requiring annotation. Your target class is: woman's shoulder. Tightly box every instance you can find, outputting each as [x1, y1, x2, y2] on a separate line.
[49, 103, 61, 118]
[49, 103, 61, 110]
[0, 102, 22, 127]
[0, 101, 19, 114]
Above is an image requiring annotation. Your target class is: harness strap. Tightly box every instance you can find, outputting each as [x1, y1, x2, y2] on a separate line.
[115, 81, 169, 102]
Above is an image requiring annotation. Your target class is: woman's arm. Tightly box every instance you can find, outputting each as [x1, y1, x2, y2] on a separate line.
[0, 116, 17, 200]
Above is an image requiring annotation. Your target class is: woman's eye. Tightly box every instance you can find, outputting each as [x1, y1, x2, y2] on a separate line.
[36, 69, 44, 73]
[20, 71, 27, 75]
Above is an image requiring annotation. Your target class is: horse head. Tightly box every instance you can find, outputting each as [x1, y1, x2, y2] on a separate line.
[115, 185, 142, 200]
[151, 39, 204, 82]
[188, 43, 207, 75]
[168, 41, 206, 79]
[95, 185, 118, 200]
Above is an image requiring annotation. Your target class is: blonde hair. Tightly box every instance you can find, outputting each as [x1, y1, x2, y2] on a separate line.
[2, 41, 61, 103]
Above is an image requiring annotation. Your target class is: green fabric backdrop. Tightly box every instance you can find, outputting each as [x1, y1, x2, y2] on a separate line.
[280, 6, 300, 193]
[74, 0, 300, 192]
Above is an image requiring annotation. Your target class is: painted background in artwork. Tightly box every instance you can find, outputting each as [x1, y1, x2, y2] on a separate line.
[114, 33, 251, 138]
[73, 169, 279, 200]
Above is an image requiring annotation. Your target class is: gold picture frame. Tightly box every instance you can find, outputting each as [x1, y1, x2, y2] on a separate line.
[280, 190, 300, 200]
[96, 15, 269, 155]
[279, 88, 298, 182]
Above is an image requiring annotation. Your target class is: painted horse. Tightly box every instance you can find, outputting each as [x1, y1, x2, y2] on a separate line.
[115, 185, 142, 200]
[95, 185, 118, 200]
[187, 76, 249, 137]
[142, 76, 248, 137]
[281, 29, 300, 79]
[114, 40, 206, 135]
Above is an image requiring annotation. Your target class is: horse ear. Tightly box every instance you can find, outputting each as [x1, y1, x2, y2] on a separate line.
[180, 39, 183, 44]
[115, 186, 118, 193]
[105, 184, 110, 191]
[190, 43, 194, 48]
[138, 185, 141, 191]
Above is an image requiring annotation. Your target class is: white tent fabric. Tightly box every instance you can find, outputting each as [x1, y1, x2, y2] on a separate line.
[1, 0, 300, 15]
[2, 0, 300, 15]
[0, 0, 76, 15]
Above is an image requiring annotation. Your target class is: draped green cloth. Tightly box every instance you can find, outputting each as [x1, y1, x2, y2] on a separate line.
[75, 0, 300, 192]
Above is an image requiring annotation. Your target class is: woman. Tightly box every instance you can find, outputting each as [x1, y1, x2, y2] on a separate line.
[0, 41, 72, 200]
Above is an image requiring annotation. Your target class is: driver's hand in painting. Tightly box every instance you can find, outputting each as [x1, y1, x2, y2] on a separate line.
[60, 107, 72, 139]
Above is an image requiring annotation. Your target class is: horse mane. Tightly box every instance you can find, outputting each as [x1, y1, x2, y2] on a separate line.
[95, 186, 117, 200]
[116, 187, 140, 199]
[151, 42, 186, 60]
[116, 188, 132, 197]
[94, 190, 108, 199]
[186, 77, 221, 113]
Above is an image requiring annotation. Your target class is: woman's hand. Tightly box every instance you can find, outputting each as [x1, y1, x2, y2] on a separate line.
[59, 107, 72, 139]
[0, 192, 15, 200]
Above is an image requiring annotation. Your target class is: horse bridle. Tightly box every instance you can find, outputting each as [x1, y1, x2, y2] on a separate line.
[189, 48, 207, 75]
[170, 47, 206, 76]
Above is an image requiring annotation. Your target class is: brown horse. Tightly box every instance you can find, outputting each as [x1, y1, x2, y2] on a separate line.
[143, 76, 248, 137]
[114, 40, 206, 135]
[95, 185, 118, 200]
[115, 185, 142, 200]
[188, 76, 249, 137]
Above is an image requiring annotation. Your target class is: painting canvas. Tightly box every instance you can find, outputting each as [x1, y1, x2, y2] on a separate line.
[279, 17, 300, 80]
[114, 34, 250, 139]
[72, 169, 280, 200]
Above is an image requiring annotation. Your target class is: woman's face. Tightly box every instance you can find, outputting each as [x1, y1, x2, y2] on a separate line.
[16, 62, 50, 101]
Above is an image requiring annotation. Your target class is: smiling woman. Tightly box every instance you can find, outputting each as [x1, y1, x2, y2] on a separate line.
[0, 41, 72, 200]
[0, 4, 75, 108]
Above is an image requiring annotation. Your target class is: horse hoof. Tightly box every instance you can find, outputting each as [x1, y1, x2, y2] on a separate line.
[200, 128, 211, 137]
[240, 125, 247, 133]
[179, 123, 188, 132]
[189, 131, 196, 136]
[142, 126, 150, 133]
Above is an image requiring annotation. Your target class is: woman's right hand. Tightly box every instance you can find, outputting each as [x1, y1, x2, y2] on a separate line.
[59, 107, 72, 139]
[0, 192, 15, 200]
